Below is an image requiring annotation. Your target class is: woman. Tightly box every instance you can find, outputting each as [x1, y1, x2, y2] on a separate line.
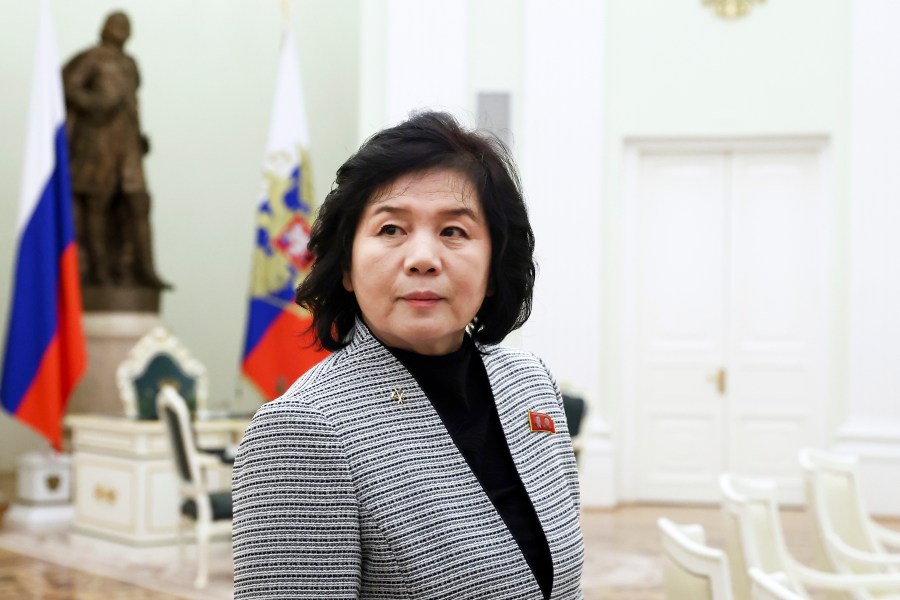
[233, 112, 584, 599]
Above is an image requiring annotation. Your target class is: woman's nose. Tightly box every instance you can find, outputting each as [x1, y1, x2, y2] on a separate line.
[405, 234, 441, 274]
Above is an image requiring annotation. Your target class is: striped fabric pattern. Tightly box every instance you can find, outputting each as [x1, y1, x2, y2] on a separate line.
[233, 320, 584, 599]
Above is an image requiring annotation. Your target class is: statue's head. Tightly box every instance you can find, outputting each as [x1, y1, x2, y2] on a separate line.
[100, 11, 131, 47]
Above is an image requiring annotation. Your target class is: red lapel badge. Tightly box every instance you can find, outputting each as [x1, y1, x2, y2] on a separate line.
[528, 410, 556, 434]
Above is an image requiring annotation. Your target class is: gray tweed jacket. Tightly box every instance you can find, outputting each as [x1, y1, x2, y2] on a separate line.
[232, 320, 584, 599]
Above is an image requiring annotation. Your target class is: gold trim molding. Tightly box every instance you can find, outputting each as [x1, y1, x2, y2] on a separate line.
[703, 0, 765, 19]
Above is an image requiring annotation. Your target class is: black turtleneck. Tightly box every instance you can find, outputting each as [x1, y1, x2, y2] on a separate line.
[384, 333, 553, 600]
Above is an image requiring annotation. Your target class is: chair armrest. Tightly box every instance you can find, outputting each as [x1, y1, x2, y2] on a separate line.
[749, 569, 803, 600]
[872, 522, 900, 550]
[793, 561, 900, 591]
[769, 571, 793, 588]
[196, 453, 222, 471]
[828, 532, 900, 567]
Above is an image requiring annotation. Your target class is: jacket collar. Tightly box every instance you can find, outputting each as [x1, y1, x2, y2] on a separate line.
[345, 315, 495, 358]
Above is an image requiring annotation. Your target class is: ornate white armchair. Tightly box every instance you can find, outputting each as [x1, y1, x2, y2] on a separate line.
[157, 384, 232, 588]
[719, 473, 900, 600]
[658, 517, 734, 600]
[116, 326, 208, 419]
[799, 448, 900, 578]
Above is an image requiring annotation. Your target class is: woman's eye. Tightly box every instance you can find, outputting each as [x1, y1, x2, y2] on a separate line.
[441, 226, 467, 238]
[378, 224, 401, 236]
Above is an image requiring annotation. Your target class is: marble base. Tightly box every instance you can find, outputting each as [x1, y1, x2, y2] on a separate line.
[835, 416, 900, 517]
[66, 313, 161, 417]
[3, 452, 74, 532]
[3, 503, 73, 532]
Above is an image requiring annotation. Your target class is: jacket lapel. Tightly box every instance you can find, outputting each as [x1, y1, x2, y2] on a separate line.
[481, 347, 582, 600]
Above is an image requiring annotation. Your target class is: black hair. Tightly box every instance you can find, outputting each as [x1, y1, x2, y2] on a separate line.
[295, 111, 535, 351]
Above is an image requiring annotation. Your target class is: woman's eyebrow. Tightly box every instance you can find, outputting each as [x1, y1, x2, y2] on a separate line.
[369, 204, 481, 221]
[441, 206, 481, 221]
[370, 204, 405, 216]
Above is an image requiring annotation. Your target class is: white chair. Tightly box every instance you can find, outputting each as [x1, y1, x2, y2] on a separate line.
[719, 473, 900, 600]
[118, 325, 209, 419]
[560, 391, 587, 454]
[749, 568, 804, 600]
[157, 385, 232, 588]
[799, 448, 900, 577]
[658, 517, 734, 600]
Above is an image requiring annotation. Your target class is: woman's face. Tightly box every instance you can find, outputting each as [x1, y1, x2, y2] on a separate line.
[343, 168, 492, 355]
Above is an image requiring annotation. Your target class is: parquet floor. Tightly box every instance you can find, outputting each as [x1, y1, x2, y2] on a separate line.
[2, 500, 880, 600]
[0, 548, 178, 600]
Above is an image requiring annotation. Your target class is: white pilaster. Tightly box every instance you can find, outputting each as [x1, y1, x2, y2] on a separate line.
[836, 0, 900, 516]
[520, 0, 615, 507]
[357, 0, 469, 138]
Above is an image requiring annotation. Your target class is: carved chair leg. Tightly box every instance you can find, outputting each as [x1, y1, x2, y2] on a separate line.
[176, 515, 186, 564]
[194, 514, 210, 588]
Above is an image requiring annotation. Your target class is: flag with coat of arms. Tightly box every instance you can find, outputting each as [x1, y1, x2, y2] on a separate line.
[241, 29, 328, 400]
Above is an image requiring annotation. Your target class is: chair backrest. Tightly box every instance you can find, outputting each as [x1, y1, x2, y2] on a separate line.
[157, 385, 202, 493]
[749, 568, 804, 600]
[658, 517, 734, 600]
[561, 393, 587, 438]
[117, 326, 208, 419]
[719, 474, 803, 598]
[798, 448, 884, 575]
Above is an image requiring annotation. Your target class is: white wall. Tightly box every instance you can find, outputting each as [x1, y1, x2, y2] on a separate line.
[0, 0, 360, 469]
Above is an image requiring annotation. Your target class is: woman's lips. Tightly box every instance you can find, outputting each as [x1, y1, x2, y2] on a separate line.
[401, 293, 442, 308]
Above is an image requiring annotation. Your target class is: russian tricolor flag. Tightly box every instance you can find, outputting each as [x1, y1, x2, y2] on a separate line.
[241, 30, 328, 400]
[1, 1, 87, 450]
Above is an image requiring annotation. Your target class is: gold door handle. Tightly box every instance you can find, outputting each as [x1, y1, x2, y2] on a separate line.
[707, 368, 726, 395]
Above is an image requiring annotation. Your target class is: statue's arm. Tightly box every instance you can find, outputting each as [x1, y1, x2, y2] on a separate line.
[63, 52, 125, 115]
[129, 56, 141, 90]
[124, 55, 149, 153]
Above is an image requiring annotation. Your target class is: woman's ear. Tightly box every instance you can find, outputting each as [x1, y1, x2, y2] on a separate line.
[342, 271, 353, 292]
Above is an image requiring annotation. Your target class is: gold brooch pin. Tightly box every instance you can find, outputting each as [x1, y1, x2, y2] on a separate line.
[390, 388, 406, 405]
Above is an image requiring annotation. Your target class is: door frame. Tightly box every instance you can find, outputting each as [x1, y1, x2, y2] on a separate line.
[619, 136, 834, 502]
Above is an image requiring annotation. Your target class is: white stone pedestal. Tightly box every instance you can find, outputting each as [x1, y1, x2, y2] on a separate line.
[3, 451, 74, 532]
[66, 313, 160, 416]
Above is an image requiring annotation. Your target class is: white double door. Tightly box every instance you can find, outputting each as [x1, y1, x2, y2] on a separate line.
[629, 144, 828, 503]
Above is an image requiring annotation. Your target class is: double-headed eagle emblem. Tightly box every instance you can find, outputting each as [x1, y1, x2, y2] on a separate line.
[250, 147, 315, 300]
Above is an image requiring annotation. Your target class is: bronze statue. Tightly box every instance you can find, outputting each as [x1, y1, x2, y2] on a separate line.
[63, 11, 170, 306]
